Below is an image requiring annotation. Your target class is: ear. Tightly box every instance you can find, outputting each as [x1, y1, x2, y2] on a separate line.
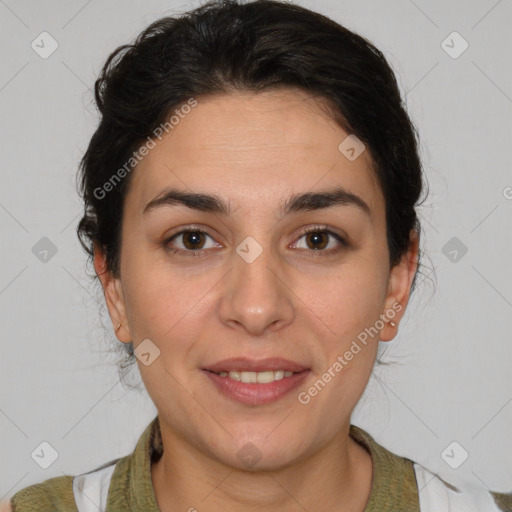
[93, 241, 131, 343]
[380, 230, 419, 342]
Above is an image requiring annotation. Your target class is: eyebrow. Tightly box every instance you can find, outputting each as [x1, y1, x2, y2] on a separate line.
[143, 186, 371, 217]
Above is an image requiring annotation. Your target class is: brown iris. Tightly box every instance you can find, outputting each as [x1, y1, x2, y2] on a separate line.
[305, 231, 329, 250]
[182, 231, 206, 250]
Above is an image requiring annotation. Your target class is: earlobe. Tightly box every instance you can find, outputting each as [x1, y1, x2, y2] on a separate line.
[380, 301, 401, 342]
[93, 242, 131, 343]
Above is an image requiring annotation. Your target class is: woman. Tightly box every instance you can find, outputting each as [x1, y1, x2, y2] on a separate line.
[5, 0, 511, 510]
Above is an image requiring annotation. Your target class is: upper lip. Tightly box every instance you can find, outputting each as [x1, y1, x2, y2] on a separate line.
[203, 357, 309, 373]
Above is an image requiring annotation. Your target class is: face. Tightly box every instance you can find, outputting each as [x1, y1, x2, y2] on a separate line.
[95, 87, 418, 471]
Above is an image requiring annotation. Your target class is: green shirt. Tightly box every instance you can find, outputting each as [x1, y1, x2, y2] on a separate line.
[9, 415, 512, 511]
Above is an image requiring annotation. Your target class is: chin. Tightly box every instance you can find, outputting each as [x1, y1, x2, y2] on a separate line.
[209, 434, 307, 472]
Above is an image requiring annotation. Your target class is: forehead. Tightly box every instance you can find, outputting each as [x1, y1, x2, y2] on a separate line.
[125, 88, 384, 218]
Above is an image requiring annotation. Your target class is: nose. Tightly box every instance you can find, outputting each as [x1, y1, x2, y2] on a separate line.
[218, 239, 294, 337]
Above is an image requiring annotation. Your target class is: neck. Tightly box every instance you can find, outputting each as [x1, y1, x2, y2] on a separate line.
[151, 424, 373, 512]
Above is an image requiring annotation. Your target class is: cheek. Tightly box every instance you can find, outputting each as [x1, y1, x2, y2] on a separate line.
[302, 259, 388, 342]
[302, 268, 385, 413]
[121, 253, 216, 353]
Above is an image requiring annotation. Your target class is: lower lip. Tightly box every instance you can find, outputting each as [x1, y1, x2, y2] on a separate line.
[202, 369, 310, 405]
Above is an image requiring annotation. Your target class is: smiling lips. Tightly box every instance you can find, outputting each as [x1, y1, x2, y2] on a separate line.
[202, 357, 310, 405]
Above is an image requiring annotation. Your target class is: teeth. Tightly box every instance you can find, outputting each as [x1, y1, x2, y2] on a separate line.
[216, 370, 296, 382]
[274, 370, 284, 380]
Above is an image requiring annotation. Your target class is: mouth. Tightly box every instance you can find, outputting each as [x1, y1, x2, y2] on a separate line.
[202, 357, 310, 405]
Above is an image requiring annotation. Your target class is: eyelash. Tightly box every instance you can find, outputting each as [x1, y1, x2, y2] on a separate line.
[163, 224, 349, 258]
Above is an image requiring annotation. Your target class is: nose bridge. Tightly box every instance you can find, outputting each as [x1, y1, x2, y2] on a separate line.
[219, 235, 293, 335]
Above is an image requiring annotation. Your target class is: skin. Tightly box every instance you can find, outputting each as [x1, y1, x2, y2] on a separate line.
[94, 87, 419, 512]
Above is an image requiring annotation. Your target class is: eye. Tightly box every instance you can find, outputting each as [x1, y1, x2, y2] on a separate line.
[164, 226, 220, 256]
[291, 225, 349, 256]
[163, 224, 349, 258]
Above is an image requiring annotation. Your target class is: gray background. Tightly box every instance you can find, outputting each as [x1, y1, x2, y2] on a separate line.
[1, 0, 511, 501]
